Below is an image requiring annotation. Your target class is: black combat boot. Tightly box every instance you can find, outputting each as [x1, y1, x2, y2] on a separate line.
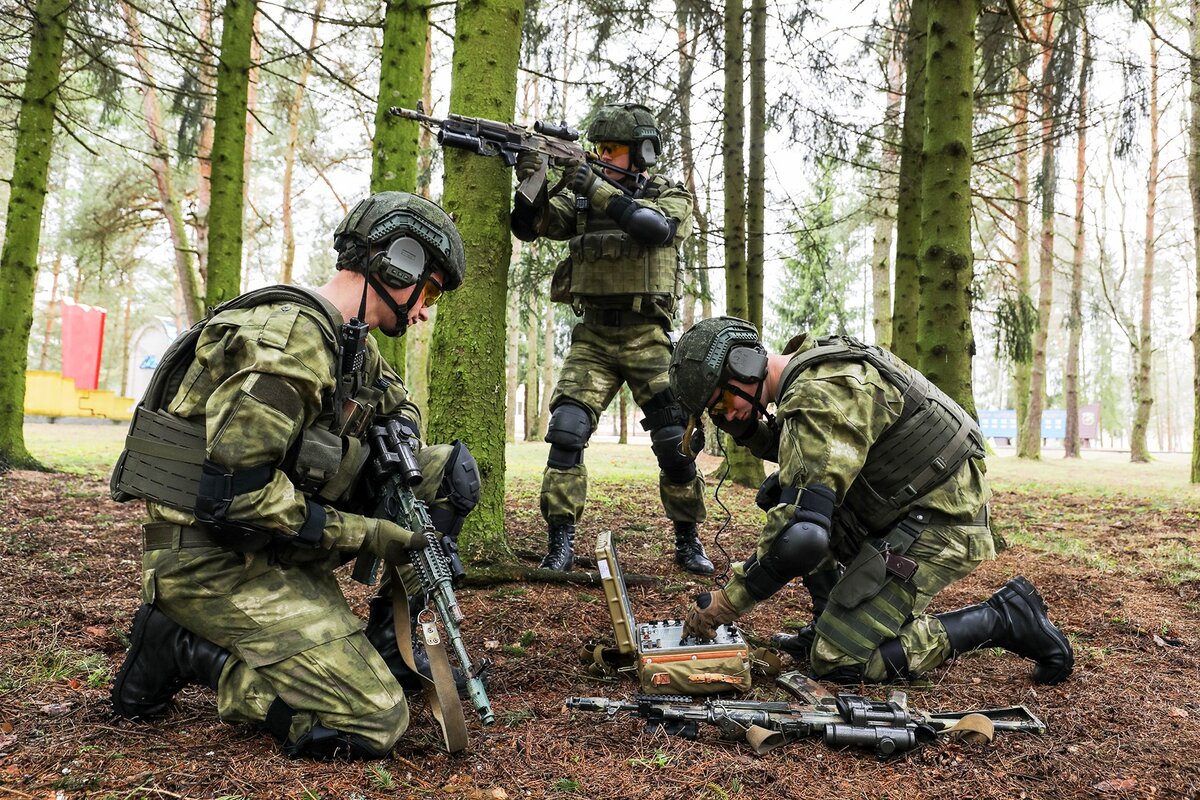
[540, 522, 575, 572]
[771, 567, 841, 661]
[935, 576, 1074, 685]
[111, 604, 230, 719]
[673, 522, 714, 575]
[365, 594, 467, 697]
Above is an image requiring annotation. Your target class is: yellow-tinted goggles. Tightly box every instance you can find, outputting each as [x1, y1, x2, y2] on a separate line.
[595, 141, 630, 158]
[708, 387, 736, 416]
[420, 276, 444, 307]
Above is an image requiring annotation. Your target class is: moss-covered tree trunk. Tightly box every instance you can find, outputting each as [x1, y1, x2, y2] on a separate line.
[0, 0, 69, 471]
[204, 0, 257, 308]
[280, 0, 325, 285]
[722, 0, 762, 486]
[890, 0, 927, 363]
[1130, 31, 1159, 463]
[523, 300, 540, 440]
[428, 0, 524, 559]
[675, 0, 712, 324]
[1189, 0, 1200, 483]
[1064, 29, 1089, 459]
[371, 0, 429, 373]
[871, 22, 903, 350]
[915, 0, 976, 415]
[746, 0, 766, 334]
[1011, 33, 1034, 443]
[1018, 8, 1057, 459]
[405, 29, 437, 421]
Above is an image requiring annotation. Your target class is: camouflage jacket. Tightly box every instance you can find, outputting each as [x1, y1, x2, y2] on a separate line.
[147, 299, 419, 554]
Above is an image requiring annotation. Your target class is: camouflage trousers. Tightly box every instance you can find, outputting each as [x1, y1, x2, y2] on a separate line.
[810, 521, 997, 681]
[140, 443, 459, 754]
[541, 321, 706, 526]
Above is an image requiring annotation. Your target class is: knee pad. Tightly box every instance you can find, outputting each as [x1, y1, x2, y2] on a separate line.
[545, 402, 592, 469]
[649, 424, 697, 484]
[743, 485, 835, 601]
[428, 440, 480, 539]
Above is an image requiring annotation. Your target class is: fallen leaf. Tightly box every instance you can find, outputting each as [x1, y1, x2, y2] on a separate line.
[40, 703, 71, 716]
[1151, 633, 1184, 648]
[84, 626, 107, 637]
[1093, 778, 1138, 793]
[66, 678, 82, 691]
[0, 721, 12, 733]
[0, 734, 16, 749]
[484, 640, 500, 650]
[1167, 707, 1188, 718]
[490, 789, 509, 800]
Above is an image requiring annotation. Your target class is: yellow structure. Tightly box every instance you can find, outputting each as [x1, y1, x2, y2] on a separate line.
[25, 370, 135, 422]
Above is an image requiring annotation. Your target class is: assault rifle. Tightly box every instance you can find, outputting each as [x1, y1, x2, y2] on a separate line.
[565, 672, 1046, 757]
[352, 418, 494, 727]
[390, 104, 631, 205]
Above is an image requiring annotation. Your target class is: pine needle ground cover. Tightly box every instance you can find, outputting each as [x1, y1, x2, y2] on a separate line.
[0, 427, 1197, 799]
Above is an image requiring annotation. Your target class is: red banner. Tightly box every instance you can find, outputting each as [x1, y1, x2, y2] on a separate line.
[60, 298, 107, 390]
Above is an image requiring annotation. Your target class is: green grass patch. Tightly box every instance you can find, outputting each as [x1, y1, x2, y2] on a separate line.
[23, 421, 127, 476]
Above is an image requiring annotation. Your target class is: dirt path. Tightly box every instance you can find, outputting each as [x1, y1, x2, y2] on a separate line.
[1, 470, 1197, 799]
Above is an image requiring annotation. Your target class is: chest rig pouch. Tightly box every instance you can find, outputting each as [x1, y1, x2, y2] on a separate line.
[776, 335, 985, 519]
[110, 285, 377, 514]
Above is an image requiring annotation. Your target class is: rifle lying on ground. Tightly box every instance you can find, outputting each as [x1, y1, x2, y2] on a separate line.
[391, 103, 630, 206]
[352, 418, 494, 739]
[565, 672, 1046, 757]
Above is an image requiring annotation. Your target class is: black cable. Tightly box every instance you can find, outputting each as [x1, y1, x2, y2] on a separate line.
[709, 428, 734, 584]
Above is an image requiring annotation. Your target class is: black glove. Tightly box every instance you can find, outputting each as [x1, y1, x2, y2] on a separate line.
[569, 161, 598, 196]
[756, 470, 782, 512]
[516, 151, 546, 183]
[688, 425, 705, 457]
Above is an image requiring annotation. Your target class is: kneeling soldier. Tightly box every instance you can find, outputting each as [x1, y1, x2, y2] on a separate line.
[668, 317, 1073, 686]
[110, 192, 480, 758]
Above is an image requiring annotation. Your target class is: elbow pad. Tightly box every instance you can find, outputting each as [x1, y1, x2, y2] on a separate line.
[510, 202, 543, 242]
[605, 195, 674, 245]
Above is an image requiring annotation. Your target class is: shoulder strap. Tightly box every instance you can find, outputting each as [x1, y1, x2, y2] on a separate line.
[776, 336, 921, 419]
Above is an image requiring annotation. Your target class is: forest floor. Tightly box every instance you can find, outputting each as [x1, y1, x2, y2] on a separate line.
[1, 432, 1199, 800]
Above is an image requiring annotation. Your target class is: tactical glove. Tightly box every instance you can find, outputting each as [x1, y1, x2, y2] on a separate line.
[516, 151, 546, 183]
[682, 588, 740, 641]
[569, 162, 622, 213]
[359, 517, 429, 564]
[756, 470, 782, 512]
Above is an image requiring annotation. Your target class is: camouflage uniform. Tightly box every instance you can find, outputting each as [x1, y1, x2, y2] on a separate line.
[534, 177, 704, 526]
[140, 299, 456, 753]
[721, 336, 995, 681]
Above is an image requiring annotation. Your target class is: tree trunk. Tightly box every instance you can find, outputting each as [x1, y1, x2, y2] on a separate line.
[1189, 0, 1200, 482]
[539, 294, 554, 439]
[1064, 28, 1089, 459]
[194, 0, 217, 288]
[204, 0, 257, 307]
[523, 297, 540, 441]
[0, 0, 69, 470]
[37, 252, 61, 371]
[618, 388, 629, 444]
[428, 0, 524, 561]
[280, 0, 325, 285]
[722, 0, 762, 487]
[746, 0, 766, 334]
[120, 0, 202, 326]
[915, 0, 977, 415]
[676, 0, 712, 326]
[1131, 30, 1159, 464]
[1018, 7, 1057, 460]
[504, 274, 520, 443]
[890, 0, 927, 363]
[871, 21, 903, 350]
[1012, 32, 1034, 445]
[120, 295, 134, 398]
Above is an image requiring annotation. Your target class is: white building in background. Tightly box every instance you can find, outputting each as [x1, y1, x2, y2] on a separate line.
[127, 317, 177, 403]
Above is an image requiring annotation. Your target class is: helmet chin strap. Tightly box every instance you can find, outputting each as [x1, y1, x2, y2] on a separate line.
[367, 273, 411, 338]
[727, 383, 777, 431]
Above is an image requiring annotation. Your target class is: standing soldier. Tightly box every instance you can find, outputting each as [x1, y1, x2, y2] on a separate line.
[510, 102, 711, 575]
[668, 317, 1074, 686]
[109, 192, 481, 758]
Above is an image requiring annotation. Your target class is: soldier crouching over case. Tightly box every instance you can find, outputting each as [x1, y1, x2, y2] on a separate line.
[667, 317, 1074, 686]
[108, 192, 481, 759]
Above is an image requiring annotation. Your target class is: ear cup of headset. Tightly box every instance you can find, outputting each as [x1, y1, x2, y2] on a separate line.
[375, 237, 428, 289]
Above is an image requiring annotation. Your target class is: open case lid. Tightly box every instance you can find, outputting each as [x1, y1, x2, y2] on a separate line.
[594, 530, 638, 656]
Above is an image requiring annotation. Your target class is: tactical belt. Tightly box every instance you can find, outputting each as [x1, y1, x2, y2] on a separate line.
[142, 522, 223, 551]
[581, 307, 663, 328]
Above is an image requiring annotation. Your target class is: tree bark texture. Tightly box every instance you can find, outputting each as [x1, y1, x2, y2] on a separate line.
[505, 278, 520, 443]
[746, 0, 767, 334]
[890, 0, 928, 363]
[1130, 31, 1159, 463]
[428, 0, 524, 560]
[280, 0, 325, 285]
[120, 0, 202, 326]
[1064, 29, 1089, 458]
[193, 0, 217, 288]
[1189, 0, 1200, 482]
[0, 0, 69, 470]
[538, 294, 554, 439]
[871, 21, 903, 350]
[37, 252, 61, 371]
[523, 298, 540, 441]
[1018, 7, 1057, 460]
[1011, 33, 1034, 444]
[915, 0, 977, 415]
[204, 0, 257, 308]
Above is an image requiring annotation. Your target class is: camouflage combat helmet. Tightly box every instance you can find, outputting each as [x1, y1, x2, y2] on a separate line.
[333, 191, 466, 291]
[587, 103, 662, 169]
[669, 317, 769, 418]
